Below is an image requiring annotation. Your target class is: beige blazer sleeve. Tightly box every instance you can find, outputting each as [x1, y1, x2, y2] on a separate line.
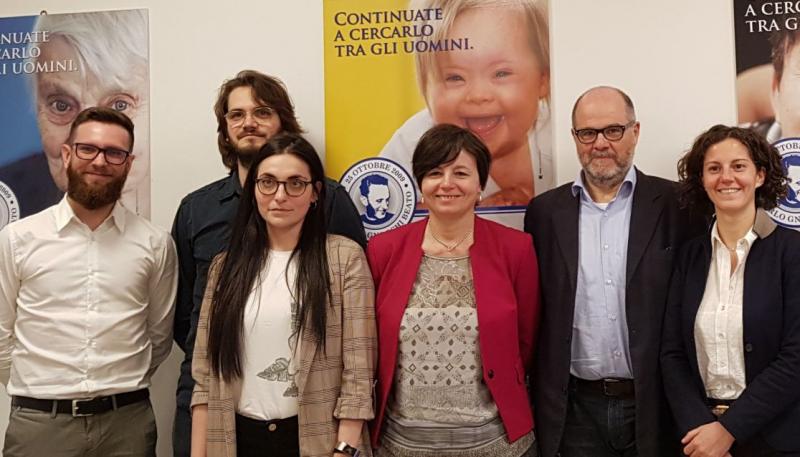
[331, 239, 378, 420]
[190, 254, 225, 408]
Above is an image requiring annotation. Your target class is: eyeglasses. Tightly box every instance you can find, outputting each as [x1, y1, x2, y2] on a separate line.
[256, 177, 312, 197]
[73, 143, 131, 165]
[572, 120, 637, 144]
[224, 106, 275, 126]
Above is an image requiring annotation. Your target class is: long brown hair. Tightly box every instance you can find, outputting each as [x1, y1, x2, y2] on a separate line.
[207, 133, 331, 382]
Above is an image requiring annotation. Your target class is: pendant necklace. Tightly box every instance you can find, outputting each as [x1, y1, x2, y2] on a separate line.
[429, 229, 472, 252]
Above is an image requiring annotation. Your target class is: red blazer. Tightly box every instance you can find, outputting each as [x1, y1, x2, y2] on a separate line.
[366, 216, 541, 447]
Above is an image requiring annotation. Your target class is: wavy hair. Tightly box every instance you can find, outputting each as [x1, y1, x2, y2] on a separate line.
[678, 125, 788, 212]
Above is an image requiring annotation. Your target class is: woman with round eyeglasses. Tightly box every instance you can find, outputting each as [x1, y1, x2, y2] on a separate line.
[191, 133, 377, 457]
[661, 125, 800, 456]
[367, 124, 541, 456]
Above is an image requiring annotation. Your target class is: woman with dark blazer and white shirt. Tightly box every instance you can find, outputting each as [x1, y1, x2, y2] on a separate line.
[661, 125, 800, 457]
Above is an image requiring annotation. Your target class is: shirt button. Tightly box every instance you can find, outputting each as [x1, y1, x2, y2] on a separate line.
[605, 279, 612, 285]
[268, 423, 277, 432]
[488, 369, 495, 379]
[603, 244, 609, 250]
[608, 314, 617, 321]
[745, 343, 753, 352]
[614, 350, 622, 357]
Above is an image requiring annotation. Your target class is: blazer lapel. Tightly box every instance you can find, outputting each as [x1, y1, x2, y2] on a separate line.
[553, 189, 580, 293]
[626, 171, 666, 286]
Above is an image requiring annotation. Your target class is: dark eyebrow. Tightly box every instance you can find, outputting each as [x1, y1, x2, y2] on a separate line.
[257, 173, 309, 180]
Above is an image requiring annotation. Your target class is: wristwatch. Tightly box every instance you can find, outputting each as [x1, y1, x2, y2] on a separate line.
[334, 441, 360, 457]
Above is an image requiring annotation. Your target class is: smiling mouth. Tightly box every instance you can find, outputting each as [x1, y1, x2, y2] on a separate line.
[436, 194, 462, 200]
[464, 116, 503, 135]
[718, 188, 741, 194]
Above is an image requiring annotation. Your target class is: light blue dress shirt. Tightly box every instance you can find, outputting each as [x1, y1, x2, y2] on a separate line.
[570, 167, 637, 380]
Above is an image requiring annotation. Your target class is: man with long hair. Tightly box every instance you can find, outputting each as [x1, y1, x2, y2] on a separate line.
[171, 70, 366, 457]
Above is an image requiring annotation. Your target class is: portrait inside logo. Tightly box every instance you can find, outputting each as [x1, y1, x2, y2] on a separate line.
[781, 152, 800, 210]
[353, 172, 401, 228]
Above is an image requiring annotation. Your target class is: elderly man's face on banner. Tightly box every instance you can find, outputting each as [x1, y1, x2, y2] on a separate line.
[34, 35, 149, 194]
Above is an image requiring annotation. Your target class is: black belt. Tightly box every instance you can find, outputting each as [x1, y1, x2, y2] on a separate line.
[705, 397, 735, 417]
[12, 389, 149, 417]
[570, 376, 635, 398]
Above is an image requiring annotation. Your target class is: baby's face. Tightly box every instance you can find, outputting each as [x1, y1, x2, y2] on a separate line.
[426, 7, 548, 160]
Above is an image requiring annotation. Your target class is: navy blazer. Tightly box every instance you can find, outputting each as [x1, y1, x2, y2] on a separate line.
[661, 210, 800, 451]
[525, 169, 707, 457]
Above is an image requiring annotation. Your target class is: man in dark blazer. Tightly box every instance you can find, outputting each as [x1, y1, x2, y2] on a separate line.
[524, 86, 705, 457]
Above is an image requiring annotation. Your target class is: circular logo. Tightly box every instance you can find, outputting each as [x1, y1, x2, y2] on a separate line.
[340, 158, 416, 239]
[770, 137, 800, 229]
[0, 180, 20, 229]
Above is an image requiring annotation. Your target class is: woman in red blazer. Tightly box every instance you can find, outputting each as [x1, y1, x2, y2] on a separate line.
[366, 124, 541, 457]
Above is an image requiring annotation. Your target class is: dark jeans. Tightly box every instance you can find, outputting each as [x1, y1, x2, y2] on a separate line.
[558, 377, 637, 457]
[235, 414, 300, 457]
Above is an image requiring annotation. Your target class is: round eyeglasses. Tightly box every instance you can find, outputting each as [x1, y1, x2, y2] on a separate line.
[73, 143, 131, 165]
[224, 106, 275, 126]
[572, 120, 637, 144]
[256, 177, 312, 197]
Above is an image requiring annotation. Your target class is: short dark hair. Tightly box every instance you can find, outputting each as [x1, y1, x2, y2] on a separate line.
[359, 174, 389, 197]
[66, 107, 134, 150]
[571, 86, 636, 127]
[771, 16, 800, 85]
[214, 70, 304, 170]
[677, 124, 788, 212]
[412, 124, 491, 189]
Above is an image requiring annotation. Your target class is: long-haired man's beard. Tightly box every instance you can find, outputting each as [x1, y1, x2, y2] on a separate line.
[67, 165, 127, 210]
[236, 148, 256, 169]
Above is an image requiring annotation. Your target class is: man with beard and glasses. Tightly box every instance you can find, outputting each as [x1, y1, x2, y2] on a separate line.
[171, 70, 366, 457]
[524, 86, 706, 457]
[0, 107, 177, 457]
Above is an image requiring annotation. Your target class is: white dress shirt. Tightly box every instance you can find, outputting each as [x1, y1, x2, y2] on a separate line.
[0, 197, 177, 398]
[694, 222, 757, 400]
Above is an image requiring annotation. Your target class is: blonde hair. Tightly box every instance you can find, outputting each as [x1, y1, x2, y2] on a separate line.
[410, 0, 549, 104]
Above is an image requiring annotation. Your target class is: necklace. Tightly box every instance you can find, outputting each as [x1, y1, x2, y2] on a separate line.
[429, 228, 473, 252]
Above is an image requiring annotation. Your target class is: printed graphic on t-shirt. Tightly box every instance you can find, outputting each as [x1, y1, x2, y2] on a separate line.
[257, 357, 298, 397]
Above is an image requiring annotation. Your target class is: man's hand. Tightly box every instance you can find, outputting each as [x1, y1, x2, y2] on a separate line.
[681, 421, 734, 457]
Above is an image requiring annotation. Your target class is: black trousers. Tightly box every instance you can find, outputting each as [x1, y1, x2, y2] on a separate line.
[235, 414, 300, 457]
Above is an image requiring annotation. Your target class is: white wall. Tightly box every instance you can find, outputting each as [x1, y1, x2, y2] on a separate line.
[0, 1, 736, 455]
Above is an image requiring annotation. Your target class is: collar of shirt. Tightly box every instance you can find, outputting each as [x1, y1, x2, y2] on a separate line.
[219, 170, 243, 202]
[54, 195, 127, 233]
[710, 221, 758, 257]
[571, 166, 637, 206]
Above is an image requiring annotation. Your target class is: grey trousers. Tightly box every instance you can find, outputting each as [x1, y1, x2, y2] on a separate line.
[3, 399, 157, 457]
